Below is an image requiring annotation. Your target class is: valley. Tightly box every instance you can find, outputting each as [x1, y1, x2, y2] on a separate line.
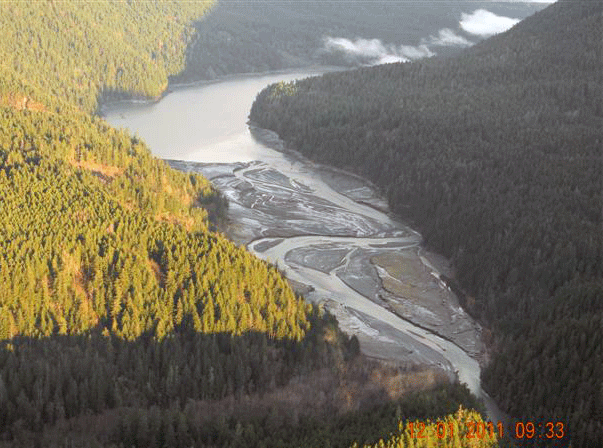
[104, 71, 501, 420]
[1, 0, 598, 445]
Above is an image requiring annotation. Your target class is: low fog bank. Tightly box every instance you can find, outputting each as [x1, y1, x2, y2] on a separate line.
[321, 8, 525, 66]
[322, 37, 433, 65]
[460, 9, 520, 36]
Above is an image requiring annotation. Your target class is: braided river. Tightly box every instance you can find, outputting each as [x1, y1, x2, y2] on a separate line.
[103, 69, 503, 420]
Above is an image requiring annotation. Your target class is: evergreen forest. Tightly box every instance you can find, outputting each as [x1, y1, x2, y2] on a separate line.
[0, 1, 496, 446]
[174, 0, 546, 81]
[250, 0, 603, 446]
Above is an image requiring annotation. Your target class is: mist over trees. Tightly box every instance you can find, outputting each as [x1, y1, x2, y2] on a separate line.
[173, 0, 547, 81]
[250, 0, 603, 446]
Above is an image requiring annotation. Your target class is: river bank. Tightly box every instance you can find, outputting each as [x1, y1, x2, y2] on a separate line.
[237, 126, 484, 357]
[104, 70, 500, 420]
[167, 130, 485, 387]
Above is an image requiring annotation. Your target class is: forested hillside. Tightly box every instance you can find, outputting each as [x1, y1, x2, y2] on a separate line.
[0, 1, 315, 445]
[0, 2, 493, 446]
[0, 1, 214, 112]
[250, 0, 603, 446]
[174, 0, 546, 81]
[358, 407, 498, 448]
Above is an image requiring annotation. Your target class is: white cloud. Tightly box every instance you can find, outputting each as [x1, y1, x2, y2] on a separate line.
[323, 37, 404, 61]
[321, 8, 526, 66]
[460, 9, 521, 36]
[424, 28, 473, 47]
[375, 54, 406, 64]
[323, 37, 410, 65]
[399, 44, 435, 59]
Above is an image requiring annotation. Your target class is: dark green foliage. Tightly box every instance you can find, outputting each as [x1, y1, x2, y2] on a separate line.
[111, 382, 481, 448]
[0, 308, 352, 442]
[0, 2, 319, 443]
[250, 1, 603, 446]
[174, 0, 546, 81]
[0, 1, 214, 113]
[284, 382, 483, 448]
[482, 282, 603, 447]
[1, 379, 478, 447]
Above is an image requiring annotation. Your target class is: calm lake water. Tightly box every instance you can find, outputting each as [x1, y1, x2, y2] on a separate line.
[103, 69, 338, 163]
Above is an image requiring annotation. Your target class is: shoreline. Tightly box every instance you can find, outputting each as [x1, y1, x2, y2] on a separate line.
[246, 119, 490, 358]
[237, 123, 506, 420]
[98, 65, 347, 117]
[112, 70, 503, 421]
[179, 124, 487, 364]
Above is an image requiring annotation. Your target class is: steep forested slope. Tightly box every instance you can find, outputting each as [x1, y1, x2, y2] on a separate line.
[0, 2, 325, 445]
[0, 0, 313, 350]
[0, 108, 309, 341]
[250, 0, 603, 446]
[174, 0, 547, 81]
[0, 1, 214, 112]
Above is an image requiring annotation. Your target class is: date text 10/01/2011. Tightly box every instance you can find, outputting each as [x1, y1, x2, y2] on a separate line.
[406, 421, 565, 440]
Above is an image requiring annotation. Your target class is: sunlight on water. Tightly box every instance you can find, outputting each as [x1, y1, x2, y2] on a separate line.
[104, 70, 327, 163]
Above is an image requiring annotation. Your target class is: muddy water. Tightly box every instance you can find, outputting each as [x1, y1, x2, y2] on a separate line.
[103, 70, 503, 420]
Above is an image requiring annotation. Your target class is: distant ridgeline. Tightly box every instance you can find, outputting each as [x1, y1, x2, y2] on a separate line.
[173, 0, 547, 82]
[0, 2, 492, 447]
[251, 0, 603, 446]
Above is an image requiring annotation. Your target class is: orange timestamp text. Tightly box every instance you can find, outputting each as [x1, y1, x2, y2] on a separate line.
[405, 420, 566, 441]
[406, 420, 504, 439]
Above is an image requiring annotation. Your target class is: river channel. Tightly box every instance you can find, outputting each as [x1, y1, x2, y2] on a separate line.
[103, 69, 502, 420]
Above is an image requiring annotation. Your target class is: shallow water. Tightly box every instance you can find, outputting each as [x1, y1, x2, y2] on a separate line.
[104, 69, 503, 420]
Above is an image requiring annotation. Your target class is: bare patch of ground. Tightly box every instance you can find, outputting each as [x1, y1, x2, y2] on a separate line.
[372, 251, 425, 298]
[1, 93, 46, 112]
[371, 249, 483, 358]
[285, 244, 348, 274]
[287, 278, 314, 296]
[253, 238, 285, 253]
[71, 160, 122, 178]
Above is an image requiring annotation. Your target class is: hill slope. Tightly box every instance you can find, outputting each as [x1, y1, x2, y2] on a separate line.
[0, 0, 312, 349]
[250, 0, 603, 446]
[174, 0, 548, 80]
[0, 2, 327, 444]
[0, 1, 214, 112]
